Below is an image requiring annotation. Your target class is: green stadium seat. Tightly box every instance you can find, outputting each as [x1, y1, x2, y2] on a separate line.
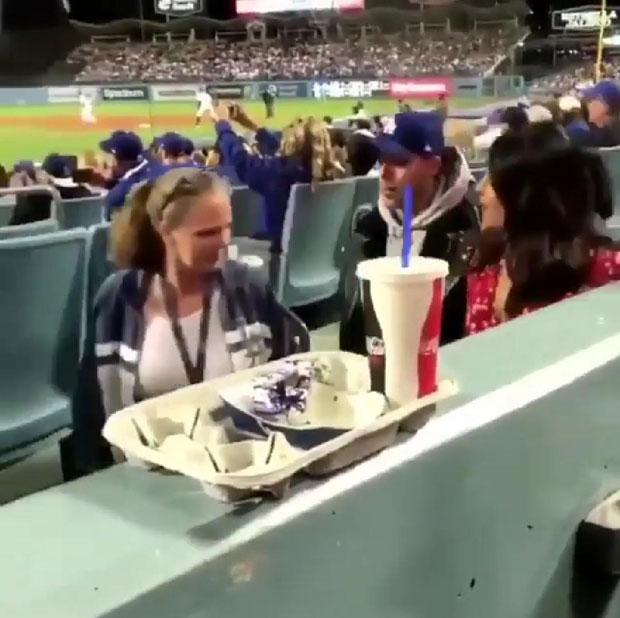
[275, 178, 356, 307]
[231, 186, 265, 238]
[0, 196, 15, 226]
[352, 175, 379, 212]
[0, 218, 58, 239]
[58, 196, 104, 230]
[0, 229, 88, 464]
[598, 146, 620, 213]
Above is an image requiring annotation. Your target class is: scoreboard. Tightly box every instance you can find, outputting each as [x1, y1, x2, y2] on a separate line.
[552, 5, 620, 31]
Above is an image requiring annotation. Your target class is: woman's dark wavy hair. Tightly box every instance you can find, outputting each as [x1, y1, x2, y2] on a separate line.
[471, 122, 572, 271]
[491, 147, 614, 317]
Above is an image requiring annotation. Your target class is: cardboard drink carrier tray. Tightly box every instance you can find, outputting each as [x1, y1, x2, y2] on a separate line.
[103, 351, 457, 502]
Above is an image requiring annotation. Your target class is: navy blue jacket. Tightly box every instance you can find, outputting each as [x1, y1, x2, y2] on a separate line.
[104, 160, 150, 219]
[69, 261, 309, 477]
[216, 120, 311, 251]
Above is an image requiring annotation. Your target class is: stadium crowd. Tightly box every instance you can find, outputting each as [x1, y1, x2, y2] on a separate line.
[531, 58, 620, 92]
[68, 28, 522, 82]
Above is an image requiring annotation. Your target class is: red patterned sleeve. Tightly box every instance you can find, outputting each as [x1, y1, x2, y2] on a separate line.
[465, 266, 500, 336]
[589, 247, 620, 287]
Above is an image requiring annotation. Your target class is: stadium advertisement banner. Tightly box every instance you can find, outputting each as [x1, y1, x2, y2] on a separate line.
[151, 84, 201, 101]
[389, 78, 454, 98]
[311, 79, 389, 99]
[48, 86, 98, 104]
[237, 0, 364, 14]
[206, 83, 251, 99]
[260, 81, 308, 98]
[100, 86, 149, 101]
[155, 0, 204, 17]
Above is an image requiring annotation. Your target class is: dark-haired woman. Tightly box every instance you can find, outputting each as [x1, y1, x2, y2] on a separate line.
[69, 167, 307, 476]
[466, 147, 620, 335]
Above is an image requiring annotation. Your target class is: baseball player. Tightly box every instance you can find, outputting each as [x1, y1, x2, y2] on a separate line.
[79, 90, 97, 124]
[262, 84, 277, 118]
[195, 87, 213, 126]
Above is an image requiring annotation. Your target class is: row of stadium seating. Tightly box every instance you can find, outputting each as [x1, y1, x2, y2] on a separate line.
[0, 174, 379, 462]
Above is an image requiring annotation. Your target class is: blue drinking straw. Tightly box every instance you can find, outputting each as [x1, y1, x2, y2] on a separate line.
[402, 184, 414, 268]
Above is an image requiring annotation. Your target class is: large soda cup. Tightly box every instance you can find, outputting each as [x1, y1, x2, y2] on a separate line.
[357, 256, 448, 407]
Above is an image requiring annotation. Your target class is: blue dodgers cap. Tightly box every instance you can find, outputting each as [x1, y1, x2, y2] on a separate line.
[42, 153, 70, 178]
[584, 80, 620, 112]
[153, 132, 186, 158]
[100, 131, 144, 162]
[183, 138, 194, 156]
[14, 159, 35, 174]
[375, 112, 445, 163]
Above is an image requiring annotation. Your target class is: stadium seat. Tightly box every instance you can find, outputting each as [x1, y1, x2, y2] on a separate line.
[352, 175, 379, 211]
[231, 186, 265, 238]
[86, 223, 114, 318]
[58, 196, 104, 230]
[0, 218, 58, 239]
[599, 147, 620, 212]
[0, 196, 15, 226]
[0, 229, 88, 463]
[275, 179, 356, 307]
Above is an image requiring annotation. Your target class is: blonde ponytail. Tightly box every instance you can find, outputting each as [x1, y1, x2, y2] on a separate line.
[111, 181, 165, 273]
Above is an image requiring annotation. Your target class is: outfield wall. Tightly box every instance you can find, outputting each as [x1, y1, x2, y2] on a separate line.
[41, 76, 524, 104]
[0, 77, 525, 106]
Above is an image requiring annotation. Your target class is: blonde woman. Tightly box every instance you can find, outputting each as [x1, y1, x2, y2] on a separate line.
[71, 167, 308, 475]
[211, 102, 344, 251]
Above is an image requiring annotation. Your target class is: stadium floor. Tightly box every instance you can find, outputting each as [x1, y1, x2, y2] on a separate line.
[0, 96, 501, 165]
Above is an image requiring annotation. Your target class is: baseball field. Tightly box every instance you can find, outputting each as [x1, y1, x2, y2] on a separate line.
[0, 96, 499, 166]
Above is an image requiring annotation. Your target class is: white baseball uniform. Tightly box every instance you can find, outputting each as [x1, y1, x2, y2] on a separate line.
[196, 91, 213, 119]
[79, 92, 96, 124]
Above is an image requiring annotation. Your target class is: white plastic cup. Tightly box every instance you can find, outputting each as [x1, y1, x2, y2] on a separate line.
[357, 256, 449, 407]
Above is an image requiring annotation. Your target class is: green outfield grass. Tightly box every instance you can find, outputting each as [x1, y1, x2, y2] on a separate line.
[0, 96, 499, 167]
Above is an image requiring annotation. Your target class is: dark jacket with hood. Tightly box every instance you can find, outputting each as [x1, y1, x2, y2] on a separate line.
[340, 148, 480, 353]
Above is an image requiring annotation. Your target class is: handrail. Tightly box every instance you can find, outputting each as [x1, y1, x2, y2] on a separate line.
[0, 185, 62, 223]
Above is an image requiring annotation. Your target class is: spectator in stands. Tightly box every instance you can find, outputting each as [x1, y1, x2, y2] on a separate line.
[466, 146, 618, 335]
[583, 80, 620, 147]
[0, 165, 8, 188]
[42, 154, 95, 200]
[156, 132, 189, 166]
[102, 131, 148, 218]
[559, 94, 591, 147]
[212, 102, 345, 251]
[70, 167, 307, 475]
[346, 131, 379, 176]
[8, 162, 53, 226]
[462, 122, 571, 274]
[340, 112, 480, 350]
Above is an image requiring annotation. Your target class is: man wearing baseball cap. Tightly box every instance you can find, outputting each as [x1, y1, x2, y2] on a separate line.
[340, 112, 480, 351]
[101, 131, 148, 218]
[583, 79, 620, 147]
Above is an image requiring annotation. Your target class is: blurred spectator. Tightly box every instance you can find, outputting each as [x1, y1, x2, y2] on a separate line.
[42, 154, 95, 200]
[583, 80, 620, 147]
[559, 94, 590, 146]
[467, 146, 618, 335]
[346, 131, 379, 176]
[213, 103, 345, 251]
[68, 29, 523, 83]
[101, 131, 148, 218]
[8, 162, 53, 225]
[70, 167, 305, 475]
